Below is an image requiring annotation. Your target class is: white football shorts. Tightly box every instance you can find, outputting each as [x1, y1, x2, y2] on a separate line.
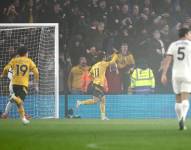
[172, 77, 191, 94]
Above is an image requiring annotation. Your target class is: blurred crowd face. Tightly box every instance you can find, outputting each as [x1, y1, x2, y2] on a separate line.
[97, 22, 105, 32]
[99, 0, 106, 9]
[89, 46, 97, 54]
[132, 5, 139, 16]
[121, 44, 128, 55]
[121, 4, 129, 14]
[8, 4, 17, 15]
[143, 7, 150, 16]
[161, 25, 169, 35]
[54, 3, 61, 14]
[144, 0, 151, 7]
[153, 30, 161, 40]
[79, 57, 87, 67]
[92, 0, 99, 6]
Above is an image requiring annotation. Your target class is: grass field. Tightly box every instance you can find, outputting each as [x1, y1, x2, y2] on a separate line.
[0, 119, 191, 150]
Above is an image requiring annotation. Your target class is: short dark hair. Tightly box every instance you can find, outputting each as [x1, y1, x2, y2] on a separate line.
[17, 46, 28, 56]
[178, 27, 191, 38]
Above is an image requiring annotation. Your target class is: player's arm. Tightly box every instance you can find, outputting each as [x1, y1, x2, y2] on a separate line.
[32, 67, 39, 81]
[109, 53, 118, 65]
[30, 60, 39, 81]
[30, 60, 39, 90]
[0, 61, 13, 79]
[161, 55, 172, 85]
[89, 67, 95, 79]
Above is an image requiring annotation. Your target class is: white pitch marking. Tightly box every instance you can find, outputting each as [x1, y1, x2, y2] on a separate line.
[86, 143, 99, 149]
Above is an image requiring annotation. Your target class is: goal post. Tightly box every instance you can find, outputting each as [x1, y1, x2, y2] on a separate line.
[0, 23, 59, 119]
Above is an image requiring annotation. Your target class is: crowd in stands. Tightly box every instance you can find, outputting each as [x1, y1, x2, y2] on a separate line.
[1, 0, 191, 94]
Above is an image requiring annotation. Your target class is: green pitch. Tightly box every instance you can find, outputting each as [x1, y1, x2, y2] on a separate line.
[0, 119, 191, 150]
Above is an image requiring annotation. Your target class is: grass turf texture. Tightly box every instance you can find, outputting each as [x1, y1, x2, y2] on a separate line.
[0, 119, 191, 150]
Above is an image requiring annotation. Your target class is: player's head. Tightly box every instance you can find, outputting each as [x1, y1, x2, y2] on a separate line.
[17, 46, 28, 56]
[178, 27, 191, 40]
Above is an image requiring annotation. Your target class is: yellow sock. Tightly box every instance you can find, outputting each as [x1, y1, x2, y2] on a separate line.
[100, 101, 105, 114]
[81, 99, 97, 105]
[18, 105, 25, 118]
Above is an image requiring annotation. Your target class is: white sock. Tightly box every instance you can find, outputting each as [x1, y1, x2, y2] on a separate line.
[182, 100, 190, 121]
[175, 103, 183, 121]
[101, 112, 105, 118]
[4, 101, 13, 114]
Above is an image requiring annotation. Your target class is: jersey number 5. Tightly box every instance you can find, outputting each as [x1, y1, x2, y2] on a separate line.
[177, 47, 185, 61]
[16, 64, 28, 76]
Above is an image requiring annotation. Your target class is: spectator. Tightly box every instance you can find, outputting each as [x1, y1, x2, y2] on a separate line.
[116, 43, 135, 93]
[130, 4, 141, 30]
[1, 0, 190, 94]
[146, 30, 166, 93]
[68, 57, 90, 94]
[129, 59, 155, 94]
[68, 34, 86, 66]
[85, 46, 104, 66]
[106, 63, 123, 94]
[3, 4, 19, 23]
[85, 21, 107, 51]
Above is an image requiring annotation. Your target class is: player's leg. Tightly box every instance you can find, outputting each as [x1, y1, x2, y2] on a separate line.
[12, 85, 29, 124]
[175, 94, 185, 130]
[181, 92, 190, 122]
[175, 94, 183, 121]
[93, 85, 108, 120]
[173, 79, 183, 120]
[76, 96, 98, 108]
[177, 82, 191, 130]
[1, 83, 15, 119]
[76, 84, 100, 108]
[2, 101, 14, 118]
[100, 96, 109, 120]
[172, 79, 185, 129]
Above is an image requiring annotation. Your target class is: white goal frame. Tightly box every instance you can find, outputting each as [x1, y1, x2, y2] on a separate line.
[0, 23, 59, 118]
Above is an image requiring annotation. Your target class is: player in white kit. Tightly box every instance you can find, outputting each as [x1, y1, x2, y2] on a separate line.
[1, 69, 14, 118]
[161, 27, 191, 130]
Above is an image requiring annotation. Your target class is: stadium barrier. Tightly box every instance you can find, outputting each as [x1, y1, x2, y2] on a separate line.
[1, 95, 190, 119]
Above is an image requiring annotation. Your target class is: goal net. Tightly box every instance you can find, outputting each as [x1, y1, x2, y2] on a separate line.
[0, 24, 59, 119]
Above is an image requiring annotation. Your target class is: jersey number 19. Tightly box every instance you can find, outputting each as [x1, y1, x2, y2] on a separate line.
[16, 64, 28, 76]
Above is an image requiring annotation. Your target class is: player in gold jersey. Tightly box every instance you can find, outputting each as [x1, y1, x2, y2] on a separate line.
[0, 46, 39, 124]
[76, 52, 118, 120]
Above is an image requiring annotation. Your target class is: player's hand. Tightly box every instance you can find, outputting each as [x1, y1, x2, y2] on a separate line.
[34, 83, 39, 92]
[161, 74, 167, 85]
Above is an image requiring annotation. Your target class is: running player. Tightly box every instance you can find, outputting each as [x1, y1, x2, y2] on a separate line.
[0, 46, 39, 124]
[76, 52, 118, 120]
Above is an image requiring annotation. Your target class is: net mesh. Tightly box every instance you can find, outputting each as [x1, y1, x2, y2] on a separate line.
[0, 25, 58, 118]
